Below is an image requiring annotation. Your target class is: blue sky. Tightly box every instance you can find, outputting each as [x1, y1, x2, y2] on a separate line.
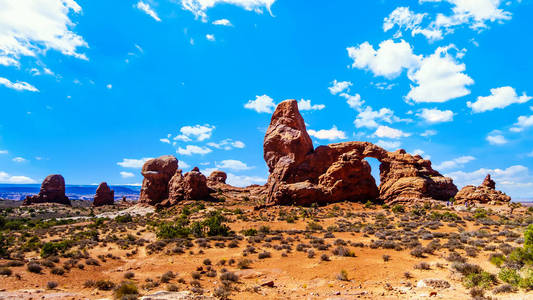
[0, 0, 532, 200]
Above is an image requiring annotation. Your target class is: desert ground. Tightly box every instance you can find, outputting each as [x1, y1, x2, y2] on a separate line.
[1, 196, 532, 300]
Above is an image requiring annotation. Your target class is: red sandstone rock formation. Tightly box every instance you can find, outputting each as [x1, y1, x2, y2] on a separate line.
[208, 170, 227, 185]
[23, 174, 71, 206]
[455, 174, 511, 204]
[139, 155, 178, 205]
[93, 182, 114, 206]
[263, 99, 458, 205]
[161, 167, 211, 206]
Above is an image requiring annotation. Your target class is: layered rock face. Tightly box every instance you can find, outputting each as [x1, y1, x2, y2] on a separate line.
[139, 156, 211, 207]
[264, 99, 458, 205]
[455, 174, 511, 204]
[208, 170, 227, 185]
[139, 155, 178, 205]
[23, 174, 71, 206]
[93, 182, 114, 206]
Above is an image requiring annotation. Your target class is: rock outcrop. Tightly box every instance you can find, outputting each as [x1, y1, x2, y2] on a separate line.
[139, 155, 179, 205]
[455, 174, 511, 204]
[161, 167, 211, 207]
[23, 174, 71, 206]
[263, 99, 458, 206]
[208, 170, 227, 185]
[93, 182, 114, 206]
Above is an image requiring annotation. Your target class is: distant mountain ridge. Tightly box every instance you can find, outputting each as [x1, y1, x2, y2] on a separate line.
[0, 184, 140, 201]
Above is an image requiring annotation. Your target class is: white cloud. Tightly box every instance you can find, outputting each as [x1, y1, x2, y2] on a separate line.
[384, 6, 442, 41]
[406, 45, 474, 103]
[226, 173, 266, 187]
[421, 129, 438, 137]
[434, 155, 475, 170]
[0, 77, 39, 92]
[510, 115, 533, 132]
[376, 140, 401, 150]
[206, 34, 215, 41]
[0, 171, 36, 184]
[174, 124, 215, 142]
[422, 0, 512, 32]
[244, 95, 276, 113]
[328, 80, 352, 95]
[354, 106, 397, 128]
[0, 0, 88, 69]
[215, 159, 253, 171]
[347, 39, 420, 79]
[12, 157, 27, 163]
[136, 1, 161, 22]
[0, 150, 7, 154]
[528, 151, 533, 158]
[446, 165, 533, 199]
[339, 92, 364, 110]
[308, 126, 347, 140]
[467, 86, 532, 113]
[180, 160, 191, 169]
[486, 134, 507, 145]
[207, 139, 246, 150]
[120, 171, 135, 178]
[412, 149, 431, 160]
[160, 138, 171, 144]
[374, 125, 411, 139]
[106, 84, 112, 89]
[416, 108, 454, 123]
[177, 145, 212, 155]
[213, 19, 232, 26]
[117, 157, 153, 168]
[181, 0, 275, 21]
[297, 99, 325, 111]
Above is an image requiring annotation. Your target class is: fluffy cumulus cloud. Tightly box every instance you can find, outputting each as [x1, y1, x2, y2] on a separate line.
[297, 99, 325, 111]
[206, 34, 215, 41]
[0, 77, 39, 92]
[510, 115, 533, 132]
[244, 95, 276, 113]
[136, 1, 161, 21]
[347, 39, 420, 79]
[207, 139, 245, 150]
[117, 157, 152, 168]
[226, 173, 266, 187]
[467, 86, 531, 113]
[308, 126, 347, 140]
[0, 171, 36, 184]
[354, 106, 399, 128]
[434, 155, 475, 171]
[374, 125, 410, 139]
[120, 171, 135, 178]
[177, 145, 212, 155]
[0, 0, 87, 89]
[174, 124, 215, 142]
[416, 108, 454, 123]
[422, 0, 512, 31]
[412, 149, 431, 160]
[421, 129, 438, 137]
[406, 46, 473, 103]
[328, 80, 352, 95]
[486, 134, 507, 145]
[215, 159, 252, 171]
[446, 165, 533, 199]
[376, 140, 401, 150]
[181, 0, 275, 21]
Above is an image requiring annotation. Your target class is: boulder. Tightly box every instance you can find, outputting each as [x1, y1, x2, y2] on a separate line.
[23, 174, 70, 206]
[455, 174, 511, 204]
[162, 167, 211, 207]
[139, 155, 178, 205]
[93, 182, 114, 206]
[263, 99, 458, 206]
[207, 170, 227, 185]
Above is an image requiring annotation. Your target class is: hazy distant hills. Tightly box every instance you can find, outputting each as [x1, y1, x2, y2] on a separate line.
[0, 184, 140, 201]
